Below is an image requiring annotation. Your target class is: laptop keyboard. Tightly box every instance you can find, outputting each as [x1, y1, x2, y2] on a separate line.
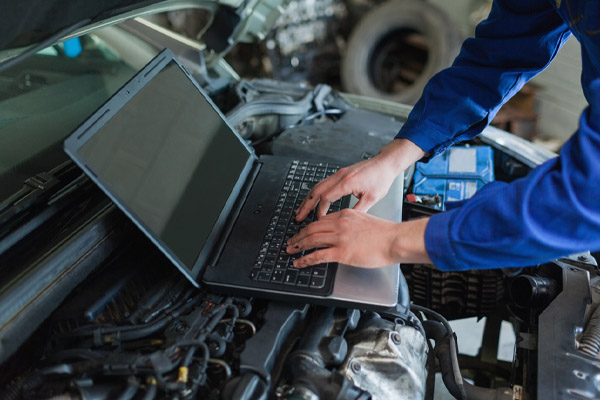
[250, 160, 346, 292]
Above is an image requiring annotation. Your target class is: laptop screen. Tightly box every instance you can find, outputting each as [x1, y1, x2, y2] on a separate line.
[77, 60, 251, 270]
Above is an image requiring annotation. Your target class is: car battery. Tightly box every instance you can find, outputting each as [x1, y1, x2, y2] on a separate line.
[410, 146, 494, 211]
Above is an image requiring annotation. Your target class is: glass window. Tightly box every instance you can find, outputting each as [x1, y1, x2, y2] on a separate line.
[0, 25, 159, 199]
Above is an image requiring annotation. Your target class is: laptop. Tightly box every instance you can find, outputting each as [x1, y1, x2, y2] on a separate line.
[64, 49, 401, 309]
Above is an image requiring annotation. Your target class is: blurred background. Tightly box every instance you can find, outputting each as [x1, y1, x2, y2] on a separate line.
[151, 0, 586, 152]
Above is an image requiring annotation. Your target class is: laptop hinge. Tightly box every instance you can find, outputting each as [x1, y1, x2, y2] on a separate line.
[206, 161, 262, 267]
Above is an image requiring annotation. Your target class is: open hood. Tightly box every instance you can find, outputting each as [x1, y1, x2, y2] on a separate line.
[0, 0, 164, 50]
[0, 0, 288, 56]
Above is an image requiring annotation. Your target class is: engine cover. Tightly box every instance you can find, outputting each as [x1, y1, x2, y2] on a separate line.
[340, 313, 428, 400]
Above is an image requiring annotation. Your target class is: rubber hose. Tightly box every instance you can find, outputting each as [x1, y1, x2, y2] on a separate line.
[227, 84, 332, 128]
[233, 297, 252, 318]
[227, 94, 314, 128]
[116, 379, 139, 400]
[422, 320, 464, 399]
[142, 383, 157, 400]
[423, 320, 514, 400]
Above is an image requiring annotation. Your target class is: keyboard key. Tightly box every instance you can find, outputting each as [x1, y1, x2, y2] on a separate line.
[274, 262, 286, 270]
[249, 269, 261, 280]
[276, 223, 288, 231]
[300, 182, 314, 191]
[264, 256, 276, 266]
[312, 266, 328, 277]
[284, 269, 299, 285]
[258, 272, 271, 282]
[310, 277, 326, 288]
[271, 270, 284, 283]
[266, 249, 279, 258]
[296, 275, 310, 286]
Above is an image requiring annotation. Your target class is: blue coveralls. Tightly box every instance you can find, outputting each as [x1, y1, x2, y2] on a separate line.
[395, 0, 600, 270]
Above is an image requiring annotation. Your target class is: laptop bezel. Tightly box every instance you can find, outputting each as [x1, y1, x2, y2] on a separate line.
[64, 49, 257, 286]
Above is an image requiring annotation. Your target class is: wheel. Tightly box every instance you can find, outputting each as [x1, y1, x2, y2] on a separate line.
[341, 0, 462, 105]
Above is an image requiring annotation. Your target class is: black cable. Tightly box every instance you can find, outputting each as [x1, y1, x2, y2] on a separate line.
[407, 310, 427, 339]
[233, 297, 252, 318]
[44, 348, 108, 364]
[206, 332, 227, 358]
[112, 296, 201, 342]
[422, 317, 515, 400]
[60, 291, 198, 340]
[411, 304, 454, 337]
[127, 283, 170, 323]
[412, 304, 467, 399]
[171, 298, 236, 367]
[188, 343, 211, 398]
[142, 381, 157, 400]
[182, 342, 210, 369]
[0, 19, 91, 73]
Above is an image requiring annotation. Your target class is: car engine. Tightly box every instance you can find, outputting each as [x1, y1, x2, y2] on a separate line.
[263, 0, 349, 84]
[1, 63, 600, 400]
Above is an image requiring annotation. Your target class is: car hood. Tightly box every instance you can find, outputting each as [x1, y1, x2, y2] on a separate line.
[0, 0, 288, 56]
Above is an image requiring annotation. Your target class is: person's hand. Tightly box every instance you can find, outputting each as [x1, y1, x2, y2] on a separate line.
[295, 139, 425, 221]
[286, 209, 432, 268]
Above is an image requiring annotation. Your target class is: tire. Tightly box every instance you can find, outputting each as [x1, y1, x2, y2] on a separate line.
[341, 0, 463, 105]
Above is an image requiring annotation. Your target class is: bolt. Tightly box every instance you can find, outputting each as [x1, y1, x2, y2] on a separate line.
[574, 370, 586, 379]
[350, 361, 361, 373]
[274, 385, 294, 398]
[391, 331, 402, 345]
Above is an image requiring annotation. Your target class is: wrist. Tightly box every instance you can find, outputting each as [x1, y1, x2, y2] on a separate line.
[389, 217, 432, 264]
[377, 139, 426, 174]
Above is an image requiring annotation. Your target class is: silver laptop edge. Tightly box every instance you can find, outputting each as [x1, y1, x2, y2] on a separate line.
[329, 174, 402, 307]
[204, 174, 403, 308]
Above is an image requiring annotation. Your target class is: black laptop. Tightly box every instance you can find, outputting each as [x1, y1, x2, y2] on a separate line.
[64, 49, 400, 309]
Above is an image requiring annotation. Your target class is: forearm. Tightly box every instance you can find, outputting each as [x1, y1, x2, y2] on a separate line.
[390, 217, 432, 265]
[426, 88, 600, 270]
[397, 0, 569, 158]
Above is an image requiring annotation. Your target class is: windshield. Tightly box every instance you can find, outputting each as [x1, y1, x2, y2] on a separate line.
[0, 25, 159, 201]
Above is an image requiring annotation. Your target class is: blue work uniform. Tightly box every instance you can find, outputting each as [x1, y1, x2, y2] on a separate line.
[396, 0, 600, 270]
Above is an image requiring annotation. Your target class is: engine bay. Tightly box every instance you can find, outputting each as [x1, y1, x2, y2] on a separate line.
[1, 76, 600, 400]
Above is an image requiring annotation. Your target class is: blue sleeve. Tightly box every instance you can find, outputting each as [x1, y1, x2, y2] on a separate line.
[425, 79, 600, 271]
[396, 0, 571, 158]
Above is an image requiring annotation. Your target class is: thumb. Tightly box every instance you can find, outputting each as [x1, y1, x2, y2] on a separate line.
[353, 195, 375, 212]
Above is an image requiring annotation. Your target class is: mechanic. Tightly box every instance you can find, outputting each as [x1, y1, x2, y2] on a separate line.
[286, 0, 600, 271]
